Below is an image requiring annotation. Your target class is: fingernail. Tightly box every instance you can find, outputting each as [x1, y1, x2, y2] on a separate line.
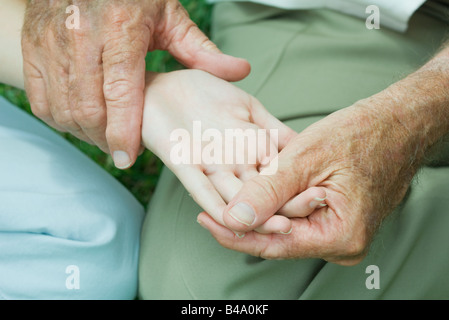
[279, 227, 292, 235]
[197, 218, 206, 229]
[113, 151, 132, 169]
[234, 231, 245, 238]
[309, 196, 327, 209]
[228, 203, 255, 226]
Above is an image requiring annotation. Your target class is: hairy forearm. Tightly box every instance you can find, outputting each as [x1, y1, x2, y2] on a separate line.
[361, 42, 449, 169]
[0, 0, 27, 89]
[399, 44, 449, 143]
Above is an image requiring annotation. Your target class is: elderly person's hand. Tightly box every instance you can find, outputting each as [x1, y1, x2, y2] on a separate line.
[21, 0, 250, 169]
[197, 48, 449, 265]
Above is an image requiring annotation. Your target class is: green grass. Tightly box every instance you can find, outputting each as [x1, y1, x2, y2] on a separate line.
[0, 0, 213, 208]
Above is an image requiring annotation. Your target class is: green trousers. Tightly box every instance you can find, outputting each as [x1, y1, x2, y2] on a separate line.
[139, 3, 449, 299]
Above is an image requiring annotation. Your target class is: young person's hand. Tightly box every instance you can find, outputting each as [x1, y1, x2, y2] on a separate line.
[141, 70, 328, 234]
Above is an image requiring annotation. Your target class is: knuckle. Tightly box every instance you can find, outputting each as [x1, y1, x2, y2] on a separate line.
[344, 240, 365, 257]
[258, 239, 284, 260]
[30, 101, 50, 120]
[163, 0, 188, 22]
[251, 176, 281, 205]
[69, 27, 91, 49]
[105, 5, 134, 28]
[103, 78, 135, 103]
[104, 49, 142, 69]
[328, 207, 371, 259]
[341, 230, 368, 257]
[52, 109, 77, 129]
[72, 104, 105, 127]
[171, 21, 195, 43]
[259, 249, 279, 260]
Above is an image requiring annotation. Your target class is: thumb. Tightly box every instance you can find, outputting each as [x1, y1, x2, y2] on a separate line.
[223, 153, 304, 233]
[165, 14, 251, 82]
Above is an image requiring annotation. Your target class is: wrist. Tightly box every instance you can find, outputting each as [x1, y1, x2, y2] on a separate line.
[364, 52, 449, 167]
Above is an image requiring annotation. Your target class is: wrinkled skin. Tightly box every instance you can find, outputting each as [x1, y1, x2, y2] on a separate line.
[198, 64, 449, 265]
[22, 0, 250, 168]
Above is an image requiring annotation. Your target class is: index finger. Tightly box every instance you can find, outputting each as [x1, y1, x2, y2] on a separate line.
[173, 165, 228, 226]
[69, 30, 109, 153]
[102, 25, 149, 169]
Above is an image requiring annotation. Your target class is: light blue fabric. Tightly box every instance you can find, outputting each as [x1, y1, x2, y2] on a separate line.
[0, 97, 145, 299]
